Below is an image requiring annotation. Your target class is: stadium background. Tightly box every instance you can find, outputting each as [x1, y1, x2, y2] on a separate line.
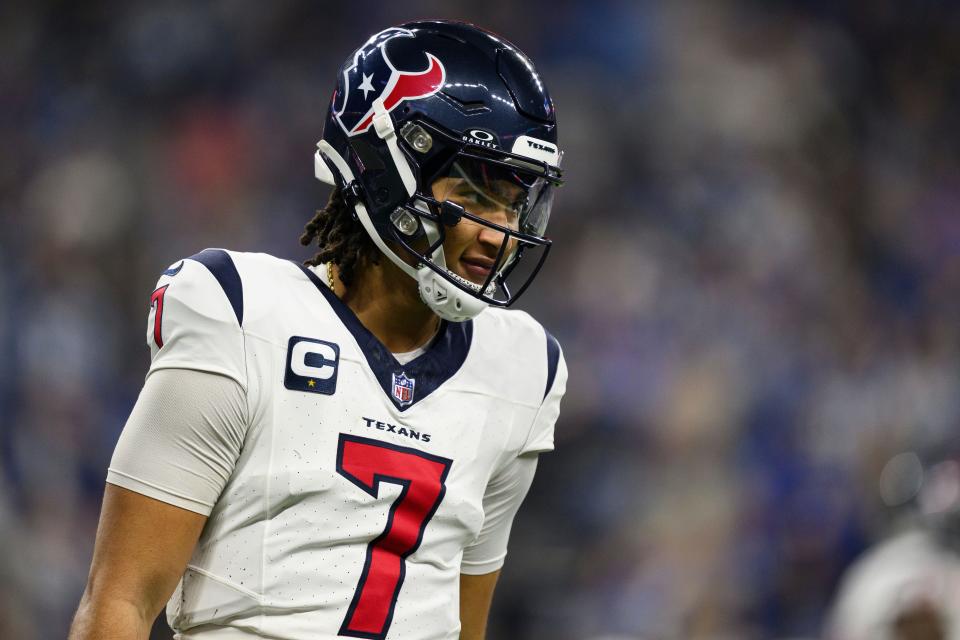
[2, 1, 959, 638]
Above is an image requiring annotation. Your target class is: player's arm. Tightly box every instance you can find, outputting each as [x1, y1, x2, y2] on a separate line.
[70, 367, 247, 638]
[69, 486, 207, 639]
[72, 254, 249, 637]
[459, 569, 501, 640]
[70, 366, 247, 638]
[460, 452, 540, 638]
[457, 330, 567, 637]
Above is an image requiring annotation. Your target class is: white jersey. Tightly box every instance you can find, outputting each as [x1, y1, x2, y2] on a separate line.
[115, 249, 566, 640]
[826, 529, 960, 640]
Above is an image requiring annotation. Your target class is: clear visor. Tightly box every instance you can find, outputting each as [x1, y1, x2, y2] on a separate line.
[389, 134, 560, 308]
[430, 157, 556, 237]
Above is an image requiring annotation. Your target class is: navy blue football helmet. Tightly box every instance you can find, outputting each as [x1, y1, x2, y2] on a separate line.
[314, 20, 563, 321]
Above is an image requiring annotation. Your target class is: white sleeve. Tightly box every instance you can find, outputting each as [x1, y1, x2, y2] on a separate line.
[106, 368, 248, 516]
[147, 250, 247, 387]
[520, 335, 567, 455]
[460, 453, 539, 575]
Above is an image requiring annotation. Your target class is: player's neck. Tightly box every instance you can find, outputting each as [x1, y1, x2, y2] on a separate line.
[331, 261, 441, 354]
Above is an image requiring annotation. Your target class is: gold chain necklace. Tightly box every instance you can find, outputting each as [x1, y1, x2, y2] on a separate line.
[326, 262, 335, 291]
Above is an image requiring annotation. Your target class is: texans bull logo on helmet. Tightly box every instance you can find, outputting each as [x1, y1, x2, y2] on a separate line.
[333, 27, 446, 137]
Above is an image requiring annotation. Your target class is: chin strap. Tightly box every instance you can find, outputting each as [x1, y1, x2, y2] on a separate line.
[372, 99, 417, 198]
[415, 217, 488, 322]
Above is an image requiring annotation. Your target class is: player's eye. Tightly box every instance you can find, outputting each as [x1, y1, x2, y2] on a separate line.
[447, 188, 484, 208]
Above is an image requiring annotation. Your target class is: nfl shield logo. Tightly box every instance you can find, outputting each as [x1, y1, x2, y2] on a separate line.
[391, 371, 415, 407]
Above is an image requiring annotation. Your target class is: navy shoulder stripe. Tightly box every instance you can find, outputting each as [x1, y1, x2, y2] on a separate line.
[162, 261, 184, 277]
[544, 329, 560, 401]
[189, 249, 243, 326]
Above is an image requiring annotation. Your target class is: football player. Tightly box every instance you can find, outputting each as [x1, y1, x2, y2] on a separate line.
[69, 21, 566, 640]
[825, 450, 960, 640]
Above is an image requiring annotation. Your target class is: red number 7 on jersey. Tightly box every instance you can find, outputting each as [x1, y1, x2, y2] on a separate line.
[336, 434, 453, 640]
[150, 285, 169, 348]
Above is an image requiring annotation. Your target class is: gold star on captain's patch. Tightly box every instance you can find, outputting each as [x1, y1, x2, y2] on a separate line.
[307, 379, 316, 387]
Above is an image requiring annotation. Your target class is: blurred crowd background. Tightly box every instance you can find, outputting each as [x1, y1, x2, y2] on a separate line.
[2, 0, 959, 638]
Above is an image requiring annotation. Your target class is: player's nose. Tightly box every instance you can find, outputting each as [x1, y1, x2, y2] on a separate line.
[476, 217, 508, 248]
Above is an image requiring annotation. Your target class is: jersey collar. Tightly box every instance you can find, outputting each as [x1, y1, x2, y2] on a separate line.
[296, 263, 473, 411]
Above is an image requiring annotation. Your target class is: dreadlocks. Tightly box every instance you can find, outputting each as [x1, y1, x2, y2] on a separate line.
[300, 187, 379, 288]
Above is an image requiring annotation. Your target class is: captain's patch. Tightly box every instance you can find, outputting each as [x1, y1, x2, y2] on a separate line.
[285, 336, 340, 395]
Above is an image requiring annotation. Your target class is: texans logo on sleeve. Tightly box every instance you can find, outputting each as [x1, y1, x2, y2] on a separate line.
[162, 261, 184, 277]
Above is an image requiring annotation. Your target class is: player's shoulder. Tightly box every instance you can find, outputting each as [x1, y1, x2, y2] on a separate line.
[152, 249, 306, 326]
[469, 307, 565, 403]
[834, 529, 945, 602]
[155, 248, 295, 285]
[147, 249, 280, 384]
[828, 529, 956, 636]
[475, 307, 562, 360]
[188, 248, 303, 286]
[849, 529, 944, 575]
